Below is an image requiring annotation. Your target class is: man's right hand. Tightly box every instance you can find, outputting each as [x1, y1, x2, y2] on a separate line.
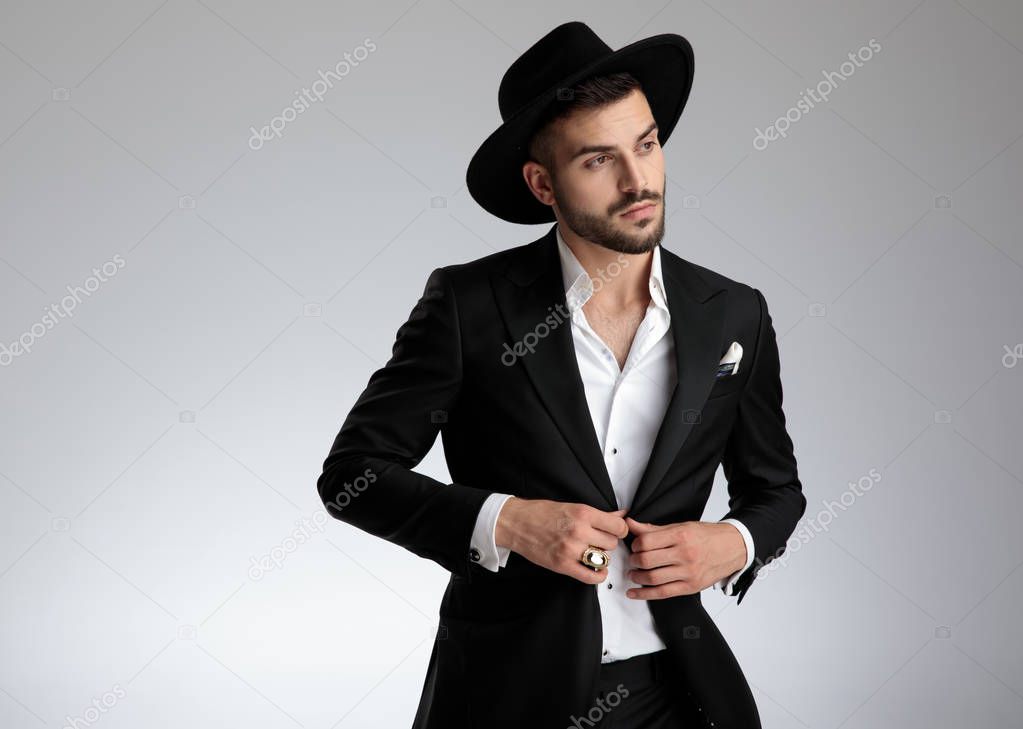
[494, 497, 628, 584]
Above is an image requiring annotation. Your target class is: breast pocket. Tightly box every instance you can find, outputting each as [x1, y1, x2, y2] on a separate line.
[705, 371, 745, 400]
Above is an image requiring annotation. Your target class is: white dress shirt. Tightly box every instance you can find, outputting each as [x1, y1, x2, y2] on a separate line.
[469, 225, 754, 662]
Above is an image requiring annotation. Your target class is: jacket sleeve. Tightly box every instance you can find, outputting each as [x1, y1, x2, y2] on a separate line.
[719, 287, 807, 604]
[316, 266, 494, 579]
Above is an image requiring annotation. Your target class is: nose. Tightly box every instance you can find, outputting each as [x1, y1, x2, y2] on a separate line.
[619, 151, 649, 196]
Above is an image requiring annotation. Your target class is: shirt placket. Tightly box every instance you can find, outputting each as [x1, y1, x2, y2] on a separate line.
[574, 303, 666, 662]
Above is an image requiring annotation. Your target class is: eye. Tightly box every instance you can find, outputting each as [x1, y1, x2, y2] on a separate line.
[640, 140, 657, 152]
[587, 154, 611, 169]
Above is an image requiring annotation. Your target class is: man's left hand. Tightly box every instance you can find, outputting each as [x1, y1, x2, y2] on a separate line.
[624, 517, 747, 600]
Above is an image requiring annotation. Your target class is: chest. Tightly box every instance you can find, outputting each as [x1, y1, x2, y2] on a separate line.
[581, 300, 650, 370]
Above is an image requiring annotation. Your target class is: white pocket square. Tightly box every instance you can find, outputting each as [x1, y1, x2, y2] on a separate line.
[716, 341, 743, 377]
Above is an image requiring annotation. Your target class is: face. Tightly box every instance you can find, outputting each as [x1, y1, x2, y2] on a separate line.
[528, 88, 666, 255]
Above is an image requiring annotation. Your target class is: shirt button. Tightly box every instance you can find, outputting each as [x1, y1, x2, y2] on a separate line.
[607, 582, 613, 589]
[603, 649, 609, 656]
[469, 548, 481, 562]
[611, 447, 617, 454]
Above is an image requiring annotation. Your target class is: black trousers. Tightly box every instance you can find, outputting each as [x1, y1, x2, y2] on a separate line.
[572, 650, 695, 729]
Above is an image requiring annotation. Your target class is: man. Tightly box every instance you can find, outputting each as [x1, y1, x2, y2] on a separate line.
[316, 21, 805, 729]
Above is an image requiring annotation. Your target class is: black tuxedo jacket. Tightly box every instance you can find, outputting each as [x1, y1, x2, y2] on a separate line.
[316, 223, 806, 729]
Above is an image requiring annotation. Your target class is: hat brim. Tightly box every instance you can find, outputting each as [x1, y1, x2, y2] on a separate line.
[466, 33, 694, 225]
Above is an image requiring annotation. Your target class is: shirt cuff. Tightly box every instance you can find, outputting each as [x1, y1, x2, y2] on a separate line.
[469, 493, 515, 572]
[714, 518, 754, 596]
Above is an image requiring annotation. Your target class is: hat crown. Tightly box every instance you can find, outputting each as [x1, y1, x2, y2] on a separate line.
[497, 22, 611, 121]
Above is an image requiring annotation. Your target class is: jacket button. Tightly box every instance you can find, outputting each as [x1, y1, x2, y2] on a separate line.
[469, 548, 481, 562]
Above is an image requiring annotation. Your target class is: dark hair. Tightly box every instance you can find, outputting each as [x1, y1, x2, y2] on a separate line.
[526, 71, 644, 171]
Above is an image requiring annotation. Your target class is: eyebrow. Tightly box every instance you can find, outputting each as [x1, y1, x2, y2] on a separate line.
[569, 121, 659, 162]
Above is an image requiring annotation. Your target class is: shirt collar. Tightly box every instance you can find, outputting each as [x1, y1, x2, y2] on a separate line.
[555, 224, 669, 314]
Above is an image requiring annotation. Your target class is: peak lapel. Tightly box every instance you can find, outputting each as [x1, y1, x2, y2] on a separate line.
[490, 226, 618, 510]
[628, 253, 729, 516]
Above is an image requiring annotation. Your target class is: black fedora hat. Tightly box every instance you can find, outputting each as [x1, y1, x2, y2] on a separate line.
[466, 21, 694, 225]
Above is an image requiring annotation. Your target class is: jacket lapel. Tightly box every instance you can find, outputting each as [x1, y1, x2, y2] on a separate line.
[491, 225, 618, 509]
[628, 252, 728, 515]
[490, 224, 729, 514]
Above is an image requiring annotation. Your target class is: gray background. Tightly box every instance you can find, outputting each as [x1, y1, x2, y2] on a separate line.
[2, 1, 1022, 727]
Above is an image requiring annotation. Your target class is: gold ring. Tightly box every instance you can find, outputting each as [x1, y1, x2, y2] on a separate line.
[580, 546, 610, 571]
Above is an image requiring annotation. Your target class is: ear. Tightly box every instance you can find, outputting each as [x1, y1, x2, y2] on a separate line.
[521, 159, 555, 207]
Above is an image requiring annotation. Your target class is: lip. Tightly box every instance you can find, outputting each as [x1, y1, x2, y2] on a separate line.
[620, 202, 657, 219]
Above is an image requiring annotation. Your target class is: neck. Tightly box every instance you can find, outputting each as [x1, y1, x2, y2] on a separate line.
[559, 225, 653, 310]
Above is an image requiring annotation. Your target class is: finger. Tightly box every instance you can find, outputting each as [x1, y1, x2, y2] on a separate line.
[627, 546, 677, 570]
[564, 559, 609, 585]
[590, 509, 629, 539]
[628, 565, 687, 586]
[626, 580, 696, 600]
[629, 526, 676, 553]
[554, 539, 610, 584]
[581, 526, 619, 552]
[625, 516, 664, 534]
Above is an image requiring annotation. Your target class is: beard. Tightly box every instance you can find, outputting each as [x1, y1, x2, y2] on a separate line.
[552, 175, 666, 255]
